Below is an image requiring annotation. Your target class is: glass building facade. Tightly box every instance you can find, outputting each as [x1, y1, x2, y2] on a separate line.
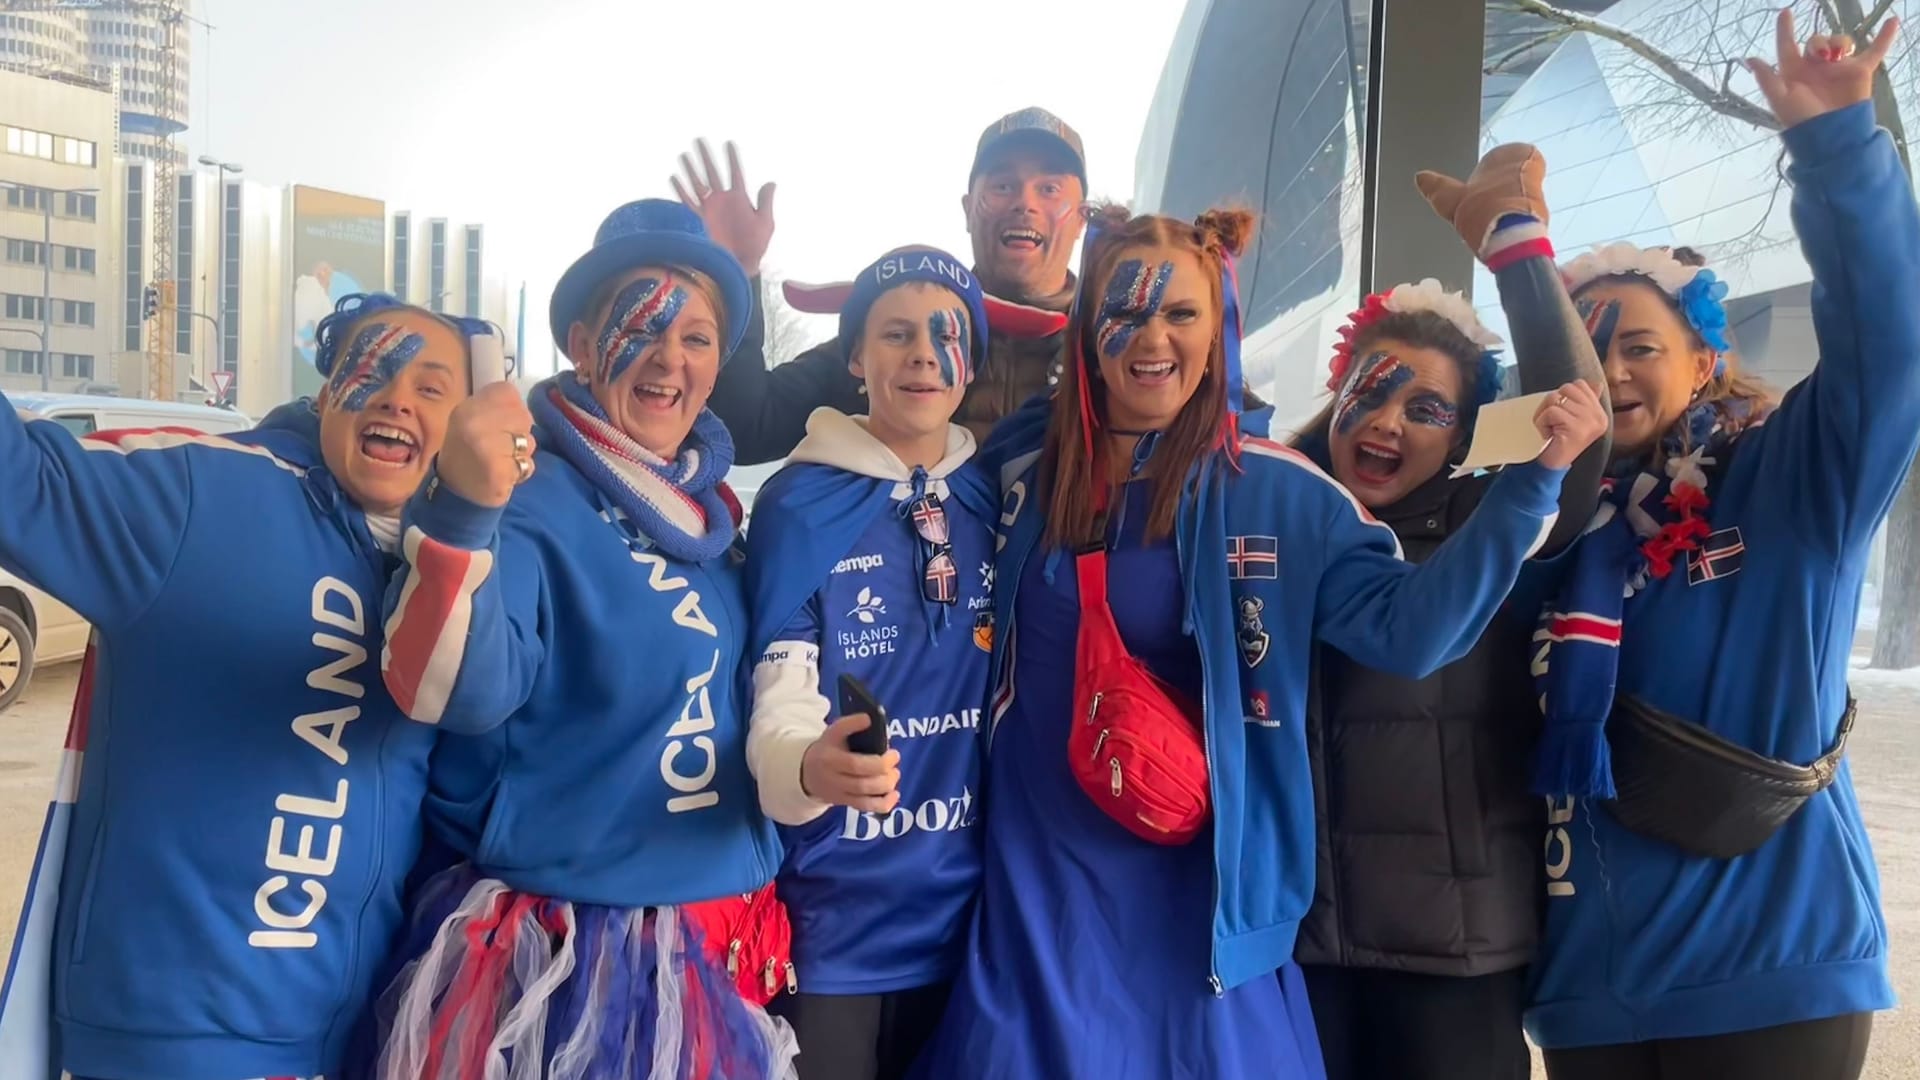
[1135, 0, 1910, 417]
[1137, 0, 1911, 592]
[1135, 0, 1372, 415]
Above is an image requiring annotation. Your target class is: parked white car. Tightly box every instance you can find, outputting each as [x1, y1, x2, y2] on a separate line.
[0, 572, 85, 713]
[0, 393, 254, 713]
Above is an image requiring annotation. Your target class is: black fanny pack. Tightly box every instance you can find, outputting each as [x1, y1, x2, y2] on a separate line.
[1600, 693, 1856, 860]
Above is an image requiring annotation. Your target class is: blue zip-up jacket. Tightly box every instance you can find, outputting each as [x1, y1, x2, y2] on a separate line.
[1526, 101, 1917, 1049]
[987, 409, 1567, 991]
[0, 396, 433, 1080]
[380, 439, 782, 907]
[743, 411, 994, 994]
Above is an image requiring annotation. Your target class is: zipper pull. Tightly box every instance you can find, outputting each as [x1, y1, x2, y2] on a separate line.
[785, 960, 799, 994]
[1110, 758, 1123, 796]
[1091, 729, 1110, 762]
[763, 957, 779, 997]
[727, 939, 742, 978]
[1087, 692, 1103, 723]
[1208, 974, 1224, 996]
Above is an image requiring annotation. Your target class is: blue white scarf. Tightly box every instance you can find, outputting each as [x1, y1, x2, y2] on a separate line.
[1531, 397, 1762, 799]
[530, 372, 738, 564]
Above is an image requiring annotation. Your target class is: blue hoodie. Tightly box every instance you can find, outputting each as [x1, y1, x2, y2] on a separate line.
[1525, 101, 1917, 1049]
[379, 420, 782, 908]
[984, 405, 1568, 992]
[743, 409, 995, 995]
[0, 396, 433, 1080]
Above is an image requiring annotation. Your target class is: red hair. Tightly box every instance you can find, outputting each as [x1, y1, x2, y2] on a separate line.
[1041, 203, 1255, 548]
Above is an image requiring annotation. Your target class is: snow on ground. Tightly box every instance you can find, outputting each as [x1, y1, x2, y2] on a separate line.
[1850, 654, 1920, 687]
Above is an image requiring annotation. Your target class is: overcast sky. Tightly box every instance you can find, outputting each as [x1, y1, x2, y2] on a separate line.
[185, 0, 1188, 374]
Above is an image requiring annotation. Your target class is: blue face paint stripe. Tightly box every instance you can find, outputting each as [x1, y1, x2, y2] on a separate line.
[1096, 258, 1175, 359]
[596, 275, 690, 385]
[1578, 297, 1621, 358]
[331, 321, 427, 412]
[929, 308, 969, 387]
[1405, 393, 1459, 429]
[1333, 350, 1413, 435]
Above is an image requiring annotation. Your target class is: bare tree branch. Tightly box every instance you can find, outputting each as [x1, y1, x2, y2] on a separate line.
[1865, 0, 1899, 34]
[1504, 0, 1783, 130]
[1815, 0, 1847, 33]
[757, 273, 816, 368]
[1484, 28, 1571, 74]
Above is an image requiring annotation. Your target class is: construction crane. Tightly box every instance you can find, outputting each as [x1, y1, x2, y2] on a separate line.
[3, 0, 193, 400]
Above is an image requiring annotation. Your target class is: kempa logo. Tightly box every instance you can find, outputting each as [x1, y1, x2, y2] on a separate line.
[841, 788, 977, 841]
[832, 553, 885, 574]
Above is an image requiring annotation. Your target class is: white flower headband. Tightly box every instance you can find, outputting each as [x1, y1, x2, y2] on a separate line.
[1327, 278, 1503, 393]
[1559, 241, 1700, 296]
[1558, 241, 1733, 360]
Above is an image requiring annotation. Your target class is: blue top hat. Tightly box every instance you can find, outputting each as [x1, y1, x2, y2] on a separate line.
[548, 199, 752, 364]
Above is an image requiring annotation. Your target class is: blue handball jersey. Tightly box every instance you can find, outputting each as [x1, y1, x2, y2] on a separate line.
[762, 472, 994, 994]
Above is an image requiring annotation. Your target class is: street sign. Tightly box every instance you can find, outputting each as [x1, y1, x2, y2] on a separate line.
[210, 370, 233, 400]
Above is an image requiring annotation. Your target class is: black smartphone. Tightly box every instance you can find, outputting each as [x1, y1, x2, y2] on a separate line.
[836, 673, 890, 756]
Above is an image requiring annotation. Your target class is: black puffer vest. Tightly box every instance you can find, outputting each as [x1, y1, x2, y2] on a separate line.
[1295, 469, 1545, 976]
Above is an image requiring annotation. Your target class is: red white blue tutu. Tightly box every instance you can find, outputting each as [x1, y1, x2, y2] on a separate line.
[370, 867, 798, 1080]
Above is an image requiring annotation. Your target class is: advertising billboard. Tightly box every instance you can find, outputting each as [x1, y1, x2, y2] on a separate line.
[289, 185, 385, 397]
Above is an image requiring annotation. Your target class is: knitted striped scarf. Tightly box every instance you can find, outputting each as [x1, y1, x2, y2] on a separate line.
[530, 372, 738, 564]
[1531, 397, 1761, 799]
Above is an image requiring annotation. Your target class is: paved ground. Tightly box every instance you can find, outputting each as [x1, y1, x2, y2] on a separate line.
[1, 661, 1917, 1075]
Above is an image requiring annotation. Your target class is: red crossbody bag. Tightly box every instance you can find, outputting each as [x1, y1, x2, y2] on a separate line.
[1067, 531, 1212, 845]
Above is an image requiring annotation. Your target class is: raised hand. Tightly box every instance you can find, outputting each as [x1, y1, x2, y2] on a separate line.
[1414, 143, 1548, 258]
[1534, 380, 1608, 471]
[1747, 7, 1899, 128]
[801, 712, 902, 814]
[435, 381, 535, 508]
[671, 138, 777, 278]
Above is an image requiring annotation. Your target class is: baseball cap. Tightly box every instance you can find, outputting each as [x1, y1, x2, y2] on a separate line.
[970, 107, 1087, 190]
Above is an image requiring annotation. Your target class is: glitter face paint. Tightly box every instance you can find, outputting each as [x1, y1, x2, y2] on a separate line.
[595, 275, 689, 385]
[1579, 297, 1622, 358]
[928, 308, 970, 387]
[330, 321, 426, 412]
[1097, 259, 1175, 359]
[1404, 392, 1459, 429]
[1333, 350, 1413, 435]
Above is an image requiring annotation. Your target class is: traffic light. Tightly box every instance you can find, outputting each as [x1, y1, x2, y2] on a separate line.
[142, 284, 158, 322]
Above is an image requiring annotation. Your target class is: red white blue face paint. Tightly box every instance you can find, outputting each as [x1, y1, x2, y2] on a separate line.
[1404, 392, 1459, 430]
[1578, 297, 1621, 358]
[1333, 350, 1413, 435]
[1097, 258, 1175, 359]
[330, 321, 426, 412]
[928, 308, 971, 387]
[596, 274, 689, 385]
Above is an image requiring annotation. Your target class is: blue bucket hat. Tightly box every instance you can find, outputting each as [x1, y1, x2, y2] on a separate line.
[548, 199, 752, 364]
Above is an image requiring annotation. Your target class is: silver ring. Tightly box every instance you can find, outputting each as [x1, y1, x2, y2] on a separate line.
[1556, 394, 1569, 407]
[510, 432, 531, 457]
[513, 456, 532, 484]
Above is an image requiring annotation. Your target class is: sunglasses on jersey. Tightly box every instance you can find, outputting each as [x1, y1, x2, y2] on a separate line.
[905, 492, 958, 606]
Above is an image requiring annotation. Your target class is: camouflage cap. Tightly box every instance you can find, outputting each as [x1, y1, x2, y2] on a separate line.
[969, 106, 1087, 189]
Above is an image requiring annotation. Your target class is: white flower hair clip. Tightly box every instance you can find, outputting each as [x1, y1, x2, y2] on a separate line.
[1327, 278, 1503, 393]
